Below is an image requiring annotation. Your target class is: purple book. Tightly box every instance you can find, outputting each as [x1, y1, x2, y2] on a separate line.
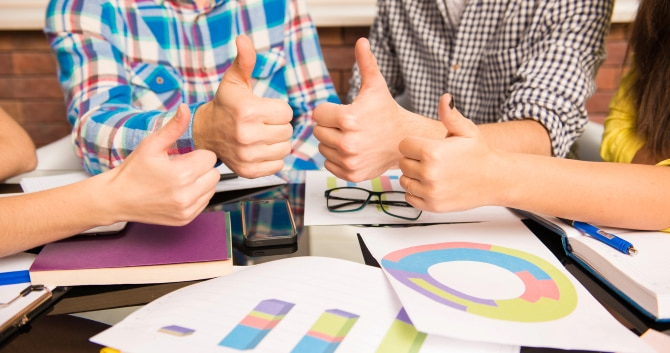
[29, 211, 233, 286]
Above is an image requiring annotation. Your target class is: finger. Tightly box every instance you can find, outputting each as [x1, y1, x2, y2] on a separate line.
[399, 174, 415, 192]
[258, 123, 293, 144]
[355, 38, 387, 95]
[318, 142, 349, 168]
[174, 168, 219, 222]
[438, 93, 478, 138]
[313, 102, 346, 128]
[222, 35, 256, 88]
[405, 191, 426, 211]
[398, 155, 421, 181]
[234, 160, 285, 179]
[172, 149, 218, 178]
[401, 174, 424, 203]
[142, 103, 191, 154]
[398, 136, 427, 162]
[262, 98, 294, 125]
[313, 124, 345, 151]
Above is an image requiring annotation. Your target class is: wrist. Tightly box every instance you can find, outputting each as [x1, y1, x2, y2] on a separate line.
[81, 171, 125, 226]
[192, 101, 213, 151]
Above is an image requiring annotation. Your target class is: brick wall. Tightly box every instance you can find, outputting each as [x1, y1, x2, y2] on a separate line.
[0, 24, 630, 148]
[587, 23, 632, 124]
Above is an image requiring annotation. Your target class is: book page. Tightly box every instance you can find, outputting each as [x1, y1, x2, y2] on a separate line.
[569, 232, 670, 319]
[516, 210, 670, 319]
[358, 220, 651, 353]
[91, 257, 519, 353]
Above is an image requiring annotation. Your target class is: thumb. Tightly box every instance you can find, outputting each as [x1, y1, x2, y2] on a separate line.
[439, 94, 477, 138]
[355, 38, 387, 94]
[222, 35, 256, 88]
[143, 103, 190, 154]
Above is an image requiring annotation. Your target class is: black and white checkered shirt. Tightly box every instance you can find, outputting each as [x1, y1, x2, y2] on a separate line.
[348, 0, 613, 157]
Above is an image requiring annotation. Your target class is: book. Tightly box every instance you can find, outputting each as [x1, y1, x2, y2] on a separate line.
[28, 211, 233, 286]
[517, 210, 670, 322]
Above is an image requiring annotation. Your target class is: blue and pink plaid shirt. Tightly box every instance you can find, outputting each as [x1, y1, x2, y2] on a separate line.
[45, 0, 339, 182]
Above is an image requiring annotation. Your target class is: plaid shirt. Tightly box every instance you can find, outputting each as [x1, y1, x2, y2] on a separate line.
[349, 0, 613, 157]
[45, 0, 339, 181]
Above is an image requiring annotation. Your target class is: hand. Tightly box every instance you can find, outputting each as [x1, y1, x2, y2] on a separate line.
[193, 35, 293, 179]
[398, 94, 504, 213]
[313, 38, 412, 182]
[106, 104, 220, 226]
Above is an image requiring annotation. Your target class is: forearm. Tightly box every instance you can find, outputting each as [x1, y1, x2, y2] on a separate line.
[0, 174, 116, 257]
[500, 153, 670, 230]
[478, 120, 553, 156]
[0, 109, 37, 180]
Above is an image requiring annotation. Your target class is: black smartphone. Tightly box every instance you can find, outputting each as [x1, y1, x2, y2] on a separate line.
[239, 242, 298, 257]
[240, 199, 297, 247]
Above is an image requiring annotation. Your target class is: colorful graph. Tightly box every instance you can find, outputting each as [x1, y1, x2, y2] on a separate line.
[158, 325, 195, 336]
[381, 242, 578, 322]
[375, 308, 426, 353]
[291, 309, 359, 353]
[219, 299, 294, 350]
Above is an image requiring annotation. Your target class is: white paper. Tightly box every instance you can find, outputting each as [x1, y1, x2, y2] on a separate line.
[304, 170, 518, 226]
[19, 168, 286, 195]
[1, 253, 56, 329]
[214, 165, 286, 192]
[358, 220, 652, 353]
[0, 253, 37, 303]
[91, 256, 519, 353]
[19, 171, 90, 193]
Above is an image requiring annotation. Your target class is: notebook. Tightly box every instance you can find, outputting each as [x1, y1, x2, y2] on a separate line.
[518, 210, 670, 322]
[29, 211, 233, 286]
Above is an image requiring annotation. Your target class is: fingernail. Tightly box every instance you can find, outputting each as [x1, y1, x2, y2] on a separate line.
[449, 96, 455, 110]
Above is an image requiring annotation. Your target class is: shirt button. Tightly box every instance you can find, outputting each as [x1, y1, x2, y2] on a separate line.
[200, 67, 208, 74]
[155, 76, 164, 85]
[452, 64, 460, 71]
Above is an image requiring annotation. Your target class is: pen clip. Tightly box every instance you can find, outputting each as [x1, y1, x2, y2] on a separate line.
[0, 285, 50, 308]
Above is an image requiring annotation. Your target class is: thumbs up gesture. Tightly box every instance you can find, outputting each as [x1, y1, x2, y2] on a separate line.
[106, 104, 221, 225]
[398, 94, 502, 213]
[313, 38, 414, 183]
[193, 35, 293, 179]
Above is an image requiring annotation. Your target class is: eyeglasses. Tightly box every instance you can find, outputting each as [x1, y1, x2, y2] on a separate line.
[324, 187, 422, 220]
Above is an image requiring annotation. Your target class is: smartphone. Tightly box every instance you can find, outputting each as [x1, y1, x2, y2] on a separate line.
[239, 242, 299, 257]
[240, 199, 297, 247]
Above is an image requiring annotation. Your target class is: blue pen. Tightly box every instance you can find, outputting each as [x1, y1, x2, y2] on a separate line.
[560, 218, 637, 256]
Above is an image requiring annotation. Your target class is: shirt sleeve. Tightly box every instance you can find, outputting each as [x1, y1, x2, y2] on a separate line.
[500, 0, 613, 158]
[281, 0, 340, 176]
[600, 72, 645, 163]
[45, 0, 197, 175]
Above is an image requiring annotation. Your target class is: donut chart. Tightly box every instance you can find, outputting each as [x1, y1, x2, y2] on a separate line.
[381, 242, 577, 322]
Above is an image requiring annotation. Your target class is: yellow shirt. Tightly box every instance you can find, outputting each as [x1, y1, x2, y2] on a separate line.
[601, 73, 670, 166]
[600, 72, 670, 231]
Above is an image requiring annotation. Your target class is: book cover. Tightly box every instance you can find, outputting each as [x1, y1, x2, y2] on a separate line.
[29, 211, 233, 286]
